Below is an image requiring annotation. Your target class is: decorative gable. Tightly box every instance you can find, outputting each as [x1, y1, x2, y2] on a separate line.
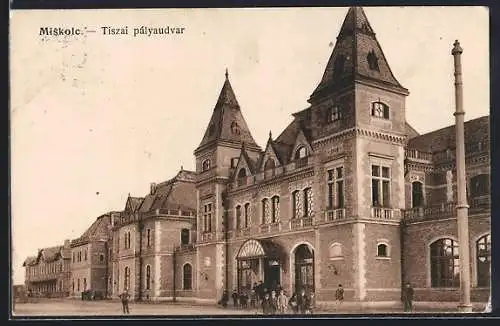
[260, 136, 282, 171]
[290, 128, 313, 162]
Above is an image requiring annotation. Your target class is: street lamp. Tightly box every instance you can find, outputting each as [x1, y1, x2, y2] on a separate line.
[452, 40, 472, 313]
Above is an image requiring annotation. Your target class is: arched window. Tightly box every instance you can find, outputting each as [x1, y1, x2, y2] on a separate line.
[377, 243, 389, 257]
[235, 205, 242, 230]
[271, 196, 280, 223]
[412, 181, 424, 208]
[183, 264, 193, 290]
[244, 203, 250, 228]
[99, 254, 104, 263]
[181, 228, 190, 245]
[202, 159, 211, 172]
[237, 168, 247, 186]
[476, 234, 491, 287]
[265, 158, 276, 170]
[329, 243, 343, 260]
[371, 102, 389, 119]
[145, 265, 151, 290]
[295, 146, 308, 168]
[83, 278, 87, 290]
[430, 238, 460, 287]
[262, 198, 270, 224]
[367, 50, 380, 71]
[470, 174, 490, 198]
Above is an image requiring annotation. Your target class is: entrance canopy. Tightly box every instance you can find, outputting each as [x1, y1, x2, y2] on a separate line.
[237, 239, 284, 260]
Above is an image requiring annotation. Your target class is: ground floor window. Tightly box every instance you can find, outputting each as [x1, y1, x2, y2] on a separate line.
[477, 234, 491, 287]
[183, 264, 192, 290]
[430, 238, 460, 287]
[294, 244, 314, 293]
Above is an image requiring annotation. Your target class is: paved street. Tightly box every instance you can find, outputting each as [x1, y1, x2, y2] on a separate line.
[13, 299, 487, 317]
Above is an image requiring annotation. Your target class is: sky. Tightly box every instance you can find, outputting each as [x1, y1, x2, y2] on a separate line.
[10, 7, 489, 285]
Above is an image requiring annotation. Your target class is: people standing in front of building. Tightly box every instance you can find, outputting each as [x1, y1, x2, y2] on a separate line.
[335, 284, 344, 305]
[277, 289, 288, 314]
[261, 292, 272, 315]
[269, 290, 278, 315]
[119, 289, 130, 315]
[402, 282, 414, 313]
[219, 289, 229, 308]
[232, 289, 239, 308]
[297, 288, 308, 314]
[250, 287, 257, 308]
[288, 293, 298, 314]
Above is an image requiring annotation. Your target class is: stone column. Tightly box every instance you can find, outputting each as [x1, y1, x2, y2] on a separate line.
[452, 40, 472, 313]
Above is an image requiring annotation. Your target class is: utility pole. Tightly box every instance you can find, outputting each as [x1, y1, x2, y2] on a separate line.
[452, 40, 472, 313]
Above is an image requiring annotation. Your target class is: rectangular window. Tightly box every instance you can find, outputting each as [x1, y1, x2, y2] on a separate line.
[292, 191, 301, 219]
[262, 199, 270, 224]
[147, 229, 151, 247]
[236, 205, 242, 230]
[271, 196, 280, 223]
[244, 203, 250, 228]
[203, 203, 213, 232]
[327, 167, 345, 209]
[371, 165, 391, 207]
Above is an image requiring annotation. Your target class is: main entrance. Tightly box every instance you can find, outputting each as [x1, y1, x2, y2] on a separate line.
[294, 244, 314, 293]
[236, 239, 283, 292]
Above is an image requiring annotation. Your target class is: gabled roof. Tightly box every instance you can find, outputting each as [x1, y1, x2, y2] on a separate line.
[259, 132, 284, 168]
[195, 71, 260, 153]
[405, 121, 420, 139]
[407, 115, 490, 153]
[233, 144, 258, 175]
[23, 256, 37, 267]
[310, 7, 407, 102]
[125, 196, 143, 213]
[72, 213, 113, 246]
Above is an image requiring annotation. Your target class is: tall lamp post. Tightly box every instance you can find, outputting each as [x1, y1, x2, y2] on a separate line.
[452, 40, 472, 313]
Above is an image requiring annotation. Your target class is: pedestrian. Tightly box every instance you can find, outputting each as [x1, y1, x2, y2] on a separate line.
[221, 290, 229, 308]
[261, 292, 272, 315]
[402, 282, 414, 312]
[257, 280, 264, 303]
[250, 287, 257, 308]
[119, 289, 130, 315]
[288, 293, 299, 314]
[306, 292, 315, 314]
[277, 289, 288, 314]
[297, 288, 307, 314]
[335, 284, 344, 305]
[269, 290, 278, 315]
[232, 289, 239, 308]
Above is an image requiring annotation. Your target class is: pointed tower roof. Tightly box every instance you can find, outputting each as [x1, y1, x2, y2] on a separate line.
[310, 7, 408, 102]
[195, 70, 260, 154]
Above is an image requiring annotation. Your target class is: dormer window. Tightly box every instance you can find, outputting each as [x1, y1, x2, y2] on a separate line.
[202, 159, 211, 172]
[327, 106, 342, 123]
[333, 55, 346, 76]
[230, 121, 241, 135]
[231, 157, 239, 168]
[295, 146, 308, 168]
[371, 102, 389, 119]
[264, 158, 276, 170]
[237, 168, 247, 186]
[367, 50, 380, 71]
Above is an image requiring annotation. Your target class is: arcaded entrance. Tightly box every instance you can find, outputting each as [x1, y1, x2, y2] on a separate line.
[294, 244, 314, 293]
[236, 239, 283, 292]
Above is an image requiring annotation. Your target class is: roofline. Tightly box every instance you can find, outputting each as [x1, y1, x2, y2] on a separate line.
[409, 115, 489, 140]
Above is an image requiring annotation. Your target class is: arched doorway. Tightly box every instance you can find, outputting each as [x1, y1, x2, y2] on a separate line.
[294, 244, 314, 293]
[236, 239, 284, 292]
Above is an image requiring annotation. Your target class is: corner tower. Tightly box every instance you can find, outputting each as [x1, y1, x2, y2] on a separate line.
[193, 70, 261, 301]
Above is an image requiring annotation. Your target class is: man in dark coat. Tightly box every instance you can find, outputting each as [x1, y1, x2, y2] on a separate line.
[402, 282, 414, 312]
[119, 289, 130, 314]
[297, 288, 308, 314]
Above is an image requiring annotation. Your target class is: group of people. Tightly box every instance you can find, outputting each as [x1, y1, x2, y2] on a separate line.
[219, 281, 321, 315]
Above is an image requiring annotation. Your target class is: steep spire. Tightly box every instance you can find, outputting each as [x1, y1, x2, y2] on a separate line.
[309, 7, 407, 102]
[195, 71, 260, 153]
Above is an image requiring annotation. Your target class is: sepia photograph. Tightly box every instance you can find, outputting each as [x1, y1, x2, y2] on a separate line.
[9, 6, 491, 317]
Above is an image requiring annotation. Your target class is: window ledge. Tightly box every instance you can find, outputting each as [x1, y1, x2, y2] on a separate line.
[375, 256, 391, 260]
[329, 256, 344, 261]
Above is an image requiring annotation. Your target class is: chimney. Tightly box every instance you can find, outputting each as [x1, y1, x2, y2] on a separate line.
[150, 182, 157, 195]
[64, 239, 70, 249]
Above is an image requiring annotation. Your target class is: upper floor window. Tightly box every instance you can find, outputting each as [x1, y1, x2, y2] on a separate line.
[99, 254, 104, 263]
[84, 249, 87, 261]
[371, 102, 389, 119]
[264, 158, 276, 170]
[235, 205, 242, 229]
[292, 190, 301, 219]
[203, 203, 213, 233]
[303, 187, 313, 217]
[231, 158, 239, 168]
[327, 167, 344, 209]
[333, 55, 346, 76]
[412, 181, 424, 208]
[271, 196, 280, 223]
[145, 265, 151, 290]
[202, 159, 211, 172]
[372, 165, 391, 207]
[146, 229, 152, 248]
[181, 228, 190, 245]
[329, 243, 343, 260]
[430, 238, 460, 287]
[376, 243, 389, 257]
[237, 168, 247, 186]
[295, 146, 308, 168]
[243, 203, 250, 229]
[261, 198, 270, 224]
[327, 106, 342, 123]
[470, 174, 489, 198]
[367, 50, 380, 71]
[124, 231, 132, 249]
[230, 121, 241, 135]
